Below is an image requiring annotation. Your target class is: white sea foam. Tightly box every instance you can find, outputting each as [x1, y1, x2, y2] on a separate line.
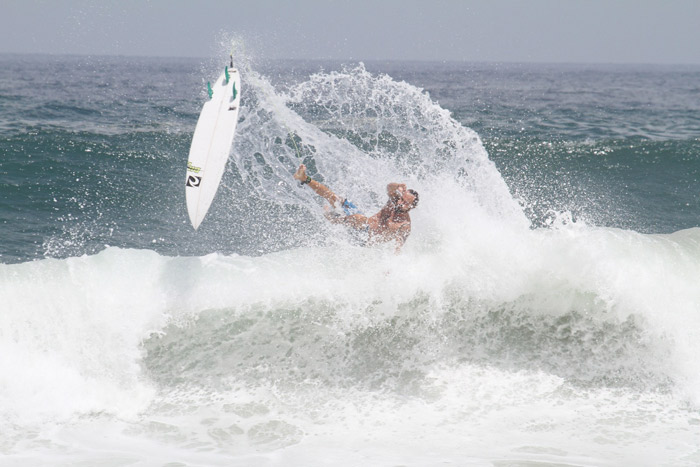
[2, 217, 700, 463]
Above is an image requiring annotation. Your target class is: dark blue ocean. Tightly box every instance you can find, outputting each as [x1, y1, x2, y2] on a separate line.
[1, 53, 700, 466]
[2, 56, 699, 263]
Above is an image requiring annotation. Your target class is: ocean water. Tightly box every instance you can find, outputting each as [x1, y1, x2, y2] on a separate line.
[1, 50, 700, 466]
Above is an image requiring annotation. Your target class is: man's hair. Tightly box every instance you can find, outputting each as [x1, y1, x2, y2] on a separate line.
[408, 189, 419, 208]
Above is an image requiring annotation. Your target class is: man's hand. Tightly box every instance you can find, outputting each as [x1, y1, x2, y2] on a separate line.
[386, 183, 407, 201]
[294, 164, 308, 182]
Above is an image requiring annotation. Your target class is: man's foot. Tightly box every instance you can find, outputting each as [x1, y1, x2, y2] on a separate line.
[293, 164, 307, 182]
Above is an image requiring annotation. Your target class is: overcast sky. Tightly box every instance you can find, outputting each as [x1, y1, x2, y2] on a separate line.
[3, 0, 700, 65]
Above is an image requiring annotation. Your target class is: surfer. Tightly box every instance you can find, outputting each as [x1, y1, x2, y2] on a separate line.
[294, 164, 418, 252]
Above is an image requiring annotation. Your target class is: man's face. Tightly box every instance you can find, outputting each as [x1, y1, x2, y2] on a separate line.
[397, 187, 417, 211]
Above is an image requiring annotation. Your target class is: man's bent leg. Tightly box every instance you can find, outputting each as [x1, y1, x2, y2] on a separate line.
[342, 214, 369, 230]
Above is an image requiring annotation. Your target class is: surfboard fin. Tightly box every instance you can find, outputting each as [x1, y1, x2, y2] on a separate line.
[207, 82, 213, 99]
[225, 66, 230, 84]
[232, 82, 237, 100]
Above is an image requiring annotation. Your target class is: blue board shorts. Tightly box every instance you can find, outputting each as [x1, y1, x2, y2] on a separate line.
[341, 199, 362, 216]
[340, 199, 370, 244]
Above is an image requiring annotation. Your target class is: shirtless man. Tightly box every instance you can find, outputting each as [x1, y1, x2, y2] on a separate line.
[294, 164, 419, 252]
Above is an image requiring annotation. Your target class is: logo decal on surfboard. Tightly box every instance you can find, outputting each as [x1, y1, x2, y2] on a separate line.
[186, 175, 202, 187]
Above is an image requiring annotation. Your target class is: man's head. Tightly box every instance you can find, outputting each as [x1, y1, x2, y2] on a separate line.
[387, 183, 419, 212]
[407, 189, 419, 208]
[396, 188, 419, 212]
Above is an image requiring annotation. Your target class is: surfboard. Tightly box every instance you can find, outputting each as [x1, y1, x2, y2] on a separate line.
[185, 59, 241, 229]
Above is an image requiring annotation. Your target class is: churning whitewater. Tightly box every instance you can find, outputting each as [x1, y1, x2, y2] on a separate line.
[1, 52, 700, 466]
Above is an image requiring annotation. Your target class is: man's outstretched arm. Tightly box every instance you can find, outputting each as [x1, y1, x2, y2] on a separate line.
[294, 164, 340, 207]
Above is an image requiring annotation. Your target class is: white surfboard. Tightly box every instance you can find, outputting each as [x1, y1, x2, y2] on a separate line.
[186, 61, 241, 229]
